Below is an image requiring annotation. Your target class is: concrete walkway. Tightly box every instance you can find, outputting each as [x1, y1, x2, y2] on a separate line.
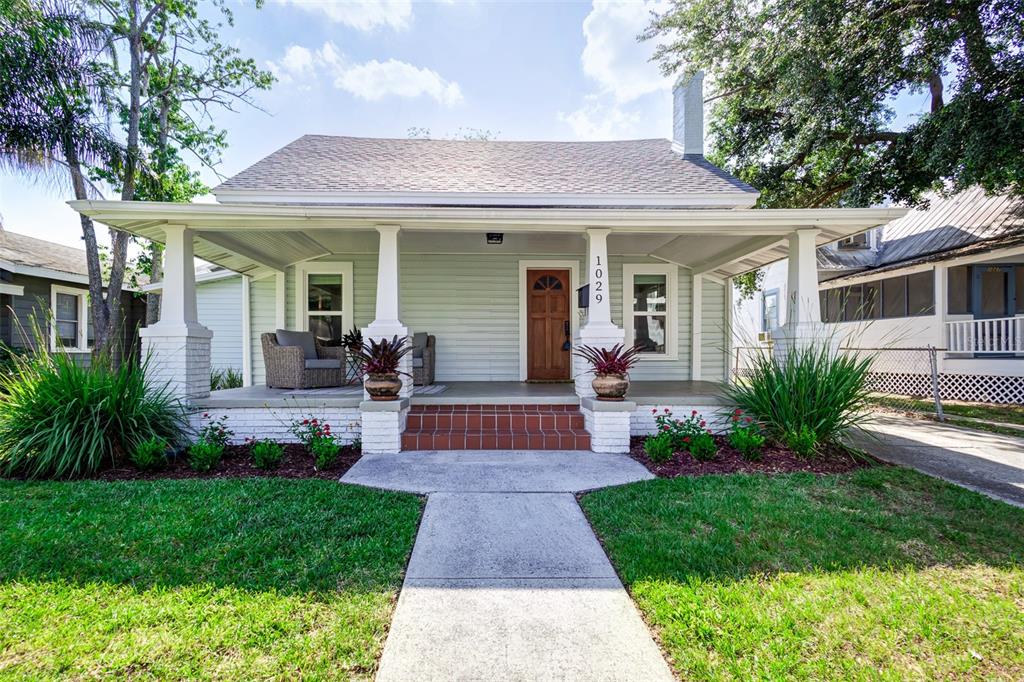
[342, 451, 675, 681]
[858, 415, 1024, 508]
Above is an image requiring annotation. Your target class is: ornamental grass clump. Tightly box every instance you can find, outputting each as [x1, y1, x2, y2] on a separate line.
[725, 341, 873, 455]
[0, 337, 186, 479]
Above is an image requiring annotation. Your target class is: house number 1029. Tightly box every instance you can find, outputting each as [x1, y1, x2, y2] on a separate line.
[593, 256, 604, 303]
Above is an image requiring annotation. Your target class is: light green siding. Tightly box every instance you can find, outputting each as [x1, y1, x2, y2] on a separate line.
[701, 279, 728, 381]
[249, 275, 276, 386]
[195, 275, 243, 372]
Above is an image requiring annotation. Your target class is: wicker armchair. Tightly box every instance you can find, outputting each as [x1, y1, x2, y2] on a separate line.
[261, 332, 346, 389]
[412, 333, 436, 386]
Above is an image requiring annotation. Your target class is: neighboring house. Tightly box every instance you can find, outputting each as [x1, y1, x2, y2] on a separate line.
[734, 188, 1024, 403]
[71, 74, 903, 453]
[0, 228, 145, 363]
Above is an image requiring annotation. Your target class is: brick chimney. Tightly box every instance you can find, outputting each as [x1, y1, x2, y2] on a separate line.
[672, 71, 704, 156]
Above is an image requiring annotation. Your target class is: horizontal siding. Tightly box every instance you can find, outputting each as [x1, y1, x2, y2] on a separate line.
[249, 275, 277, 386]
[196, 276, 243, 372]
[701, 279, 727, 381]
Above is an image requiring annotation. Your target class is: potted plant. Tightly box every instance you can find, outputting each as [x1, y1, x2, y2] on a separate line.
[354, 335, 411, 400]
[574, 343, 642, 401]
[341, 326, 363, 353]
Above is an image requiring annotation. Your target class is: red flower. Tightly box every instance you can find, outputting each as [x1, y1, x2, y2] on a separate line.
[651, 408, 657, 414]
[744, 417, 753, 423]
[734, 408, 742, 416]
[732, 415, 740, 422]
[302, 419, 309, 425]
[700, 420, 706, 427]
[311, 419, 319, 425]
[202, 412, 209, 418]
[664, 408, 670, 414]
[683, 437, 690, 443]
[691, 410, 698, 416]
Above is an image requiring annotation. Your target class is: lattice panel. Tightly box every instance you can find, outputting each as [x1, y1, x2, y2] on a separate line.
[866, 372, 1024, 404]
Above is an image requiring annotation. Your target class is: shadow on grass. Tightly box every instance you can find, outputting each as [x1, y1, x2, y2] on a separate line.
[0, 477, 423, 596]
[581, 466, 1024, 585]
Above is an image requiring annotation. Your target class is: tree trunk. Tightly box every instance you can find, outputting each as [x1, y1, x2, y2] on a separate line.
[145, 242, 162, 324]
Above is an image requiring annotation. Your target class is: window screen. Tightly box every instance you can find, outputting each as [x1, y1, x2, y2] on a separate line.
[907, 271, 935, 316]
[882, 276, 907, 318]
[862, 281, 881, 319]
[1016, 267, 1024, 314]
[947, 265, 971, 314]
[843, 285, 864, 321]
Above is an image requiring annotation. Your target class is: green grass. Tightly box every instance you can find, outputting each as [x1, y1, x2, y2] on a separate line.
[581, 468, 1024, 681]
[868, 396, 1024, 426]
[0, 479, 423, 680]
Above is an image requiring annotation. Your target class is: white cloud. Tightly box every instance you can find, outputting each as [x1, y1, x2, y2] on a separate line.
[267, 41, 463, 106]
[273, 0, 412, 31]
[333, 59, 463, 106]
[557, 98, 641, 140]
[581, 0, 671, 103]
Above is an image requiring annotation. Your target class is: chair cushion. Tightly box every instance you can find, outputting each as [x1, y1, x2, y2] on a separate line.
[305, 358, 342, 370]
[412, 357, 424, 368]
[276, 329, 317, 359]
[412, 332, 428, 358]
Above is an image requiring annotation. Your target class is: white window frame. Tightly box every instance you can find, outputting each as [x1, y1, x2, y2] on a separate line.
[622, 263, 678, 360]
[293, 261, 353, 340]
[50, 284, 90, 352]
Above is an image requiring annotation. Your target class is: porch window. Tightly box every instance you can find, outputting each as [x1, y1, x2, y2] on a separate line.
[821, 270, 934, 323]
[947, 265, 971, 314]
[622, 264, 678, 359]
[294, 262, 353, 345]
[50, 285, 89, 352]
[761, 289, 778, 332]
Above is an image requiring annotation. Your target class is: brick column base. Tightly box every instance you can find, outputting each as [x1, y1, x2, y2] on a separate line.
[360, 398, 410, 455]
[580, 397, 634, 454]
[139, 323, 213, 403]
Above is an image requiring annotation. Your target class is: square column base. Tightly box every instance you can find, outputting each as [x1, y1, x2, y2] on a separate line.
[580, 397, 634, 454]
[574, 324, 626, 398]
[139, 323, 213, 402]
[360, 398, 410, 455]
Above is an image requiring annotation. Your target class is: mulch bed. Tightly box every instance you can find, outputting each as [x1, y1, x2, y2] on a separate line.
[629, 435, 876, 478]
[97, 443, 363, 481]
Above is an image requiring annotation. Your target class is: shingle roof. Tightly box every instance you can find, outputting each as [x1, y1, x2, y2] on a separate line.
[817, 187, 1024, 274]
[214, 135, 757, 199]
[0, 229, 88, 278]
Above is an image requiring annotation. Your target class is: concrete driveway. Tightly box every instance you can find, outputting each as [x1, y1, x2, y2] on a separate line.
[342, 450, 675, 681]
[857, 415, 1024, 508]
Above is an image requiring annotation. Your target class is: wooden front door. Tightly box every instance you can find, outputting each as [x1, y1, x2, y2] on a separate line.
[527, 269, 571, 380]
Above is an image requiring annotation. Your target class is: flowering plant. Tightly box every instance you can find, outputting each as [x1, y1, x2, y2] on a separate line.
[290, 417, 341, 469]
[652, 408, 717, 461]
[573, 343, 643, 375]
[728, 408, 765, 460]
[197, 413, 233, 447]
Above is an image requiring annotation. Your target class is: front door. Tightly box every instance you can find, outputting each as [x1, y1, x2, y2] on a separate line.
[527, 269, 571, 381]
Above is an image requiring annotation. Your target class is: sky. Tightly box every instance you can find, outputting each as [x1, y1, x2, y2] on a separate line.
[0, 0, 937, 250]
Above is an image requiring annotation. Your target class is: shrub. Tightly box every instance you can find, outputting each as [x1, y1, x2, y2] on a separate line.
[210, 368, 243, 390]
[784, 425, 818, 458]
[725, 341, 872, 452]
[197, 413, 233, 448]
[653, 408, 709, 451]
[131, 436, 169, 471]
[310, 437, 340, 469]
[728, 409, 766, 460]
[0, 341, 186, 479]
[249, 438, 284, 469]
[687, 430, 717, 461]
[643, 432, 675, 463]
[188, 441, 223, 472]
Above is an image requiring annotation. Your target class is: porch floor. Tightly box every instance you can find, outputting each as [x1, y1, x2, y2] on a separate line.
[195, 380, 727, 409]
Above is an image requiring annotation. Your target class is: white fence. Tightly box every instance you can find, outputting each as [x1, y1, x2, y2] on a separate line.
[947, 316, 1024, 354]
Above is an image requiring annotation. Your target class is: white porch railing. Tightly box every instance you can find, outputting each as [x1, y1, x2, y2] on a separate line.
[947, 316, 1024, 353]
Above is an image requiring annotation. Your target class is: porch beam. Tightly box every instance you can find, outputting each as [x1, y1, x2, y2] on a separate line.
[195, 231, 291, 272]
[690, 235, 787, 275]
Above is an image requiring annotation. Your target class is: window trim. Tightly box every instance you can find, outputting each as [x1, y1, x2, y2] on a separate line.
[761, 288, 779, 332]
[293, 261, 354, 340]
[622, 263, 678, 360]
[49, 284, 90, 353]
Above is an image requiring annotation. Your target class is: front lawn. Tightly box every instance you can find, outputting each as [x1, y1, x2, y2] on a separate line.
[581, 468, 1024, 680]
[0, 479, 422, 680]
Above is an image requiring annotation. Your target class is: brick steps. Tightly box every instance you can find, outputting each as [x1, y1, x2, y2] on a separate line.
[402, 404, 591, 451]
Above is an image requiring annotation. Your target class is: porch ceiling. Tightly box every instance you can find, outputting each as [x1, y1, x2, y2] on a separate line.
[69, 200, 906, 280]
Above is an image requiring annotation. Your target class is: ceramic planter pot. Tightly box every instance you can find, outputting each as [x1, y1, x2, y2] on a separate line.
[365, 372, 402, 400]
[592, 373, 629, 401]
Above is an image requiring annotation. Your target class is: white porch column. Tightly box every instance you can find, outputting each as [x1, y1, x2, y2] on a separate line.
[575, 228, 625, 398]
[362, 224, 411, 399]
[778, 228, 824, 350]
[138, 224, 212, 401]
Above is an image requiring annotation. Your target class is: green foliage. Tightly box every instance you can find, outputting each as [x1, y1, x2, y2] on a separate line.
[784, 424, 819, 458]
[353, 335, 411, 375]
[687, 430, 717, 461]
[310, 437, 340, 470]
[249, 438, 284, 470]
[187, 441, 223, 473]
[728, 410, 766, 460]
[0, 336, 186, 479]
[196, 413, 233, 448]
[732, 270, 764, 302]
[130, 436, 168, 471]
[654, 408, 709, 449]
[210, 367, 243, 390]
[726, 342, 873, 450]
[643, 432, 676, 463]
[646, 0, 1024, 206]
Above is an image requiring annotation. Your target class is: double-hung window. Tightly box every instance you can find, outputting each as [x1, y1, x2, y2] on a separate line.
[622, 264, 678, 359]
[294, 262, 353, 345]
[50, 285, 90, 352]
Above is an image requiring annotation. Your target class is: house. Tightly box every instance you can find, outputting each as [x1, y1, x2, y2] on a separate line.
[0, 227, 145, 363]
[734, 188, 1024, 404]
[69, 74, 904, 454]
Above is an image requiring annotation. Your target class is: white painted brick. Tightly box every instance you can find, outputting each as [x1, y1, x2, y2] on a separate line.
[189, 406, 360, 444]
[631, 405, 730, 436]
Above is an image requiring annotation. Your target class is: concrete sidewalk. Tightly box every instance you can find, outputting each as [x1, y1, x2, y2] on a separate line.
[343, 452, 674, 681]
[858, 415, 1024, 508]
